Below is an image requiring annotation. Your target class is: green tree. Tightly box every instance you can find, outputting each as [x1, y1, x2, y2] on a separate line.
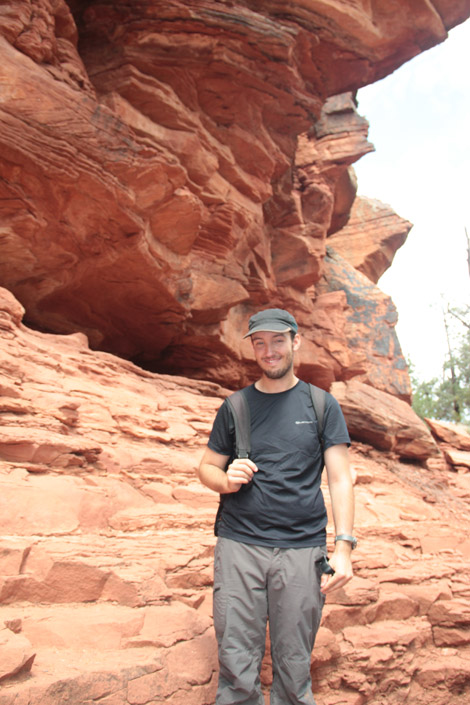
[410, 229, 469, 424]
[410, 373, 440, 420]
[411, 318, 470, 423]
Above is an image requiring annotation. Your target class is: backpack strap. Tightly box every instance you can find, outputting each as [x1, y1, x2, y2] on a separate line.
[309, 384, 326, 450]
[226, 389, 251, 459]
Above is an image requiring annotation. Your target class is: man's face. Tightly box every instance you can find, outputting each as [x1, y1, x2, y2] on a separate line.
[250, 331, 300, 379]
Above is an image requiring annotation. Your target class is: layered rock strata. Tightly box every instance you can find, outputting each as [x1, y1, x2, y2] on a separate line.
[0, 288, 469, 705]
[0, 0, 467, 391]
[2, 2, 470, 704]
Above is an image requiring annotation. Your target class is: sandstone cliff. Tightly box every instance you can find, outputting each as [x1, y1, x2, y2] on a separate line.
[1, 0, 468, 395]
[1, 1, 470, 704]
[0, 288, 469, 705]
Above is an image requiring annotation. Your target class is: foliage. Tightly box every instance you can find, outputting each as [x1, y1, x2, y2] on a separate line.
[410, 306, 470, 423]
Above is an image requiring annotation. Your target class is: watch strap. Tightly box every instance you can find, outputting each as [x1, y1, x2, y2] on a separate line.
[335, 534, 357, 549]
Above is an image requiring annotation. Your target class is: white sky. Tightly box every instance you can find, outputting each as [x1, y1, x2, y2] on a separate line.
[354, 18, 470, 382]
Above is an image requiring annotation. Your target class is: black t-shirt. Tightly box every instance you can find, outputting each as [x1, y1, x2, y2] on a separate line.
[208, 380, 350, 548]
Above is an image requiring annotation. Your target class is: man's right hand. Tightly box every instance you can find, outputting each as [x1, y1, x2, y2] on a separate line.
[225, 458, 258, 492]
[197, 447, 258, 495]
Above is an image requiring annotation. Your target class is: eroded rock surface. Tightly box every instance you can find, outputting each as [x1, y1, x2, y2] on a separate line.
[2, 2, 470, 704]
[0, 288, 469, 705]
[0, 0, 467, 390]
[328, 197, 412, 284]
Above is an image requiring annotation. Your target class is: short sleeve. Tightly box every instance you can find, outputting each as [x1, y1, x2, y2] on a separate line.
[208, 399, 236, 456]
[322, 393, 351, 451]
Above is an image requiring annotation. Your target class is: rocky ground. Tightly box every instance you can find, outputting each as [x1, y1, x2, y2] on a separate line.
[1, 287, 469, 705]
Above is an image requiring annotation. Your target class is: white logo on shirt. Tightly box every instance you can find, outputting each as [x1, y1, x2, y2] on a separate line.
[295, 420, 313, 424]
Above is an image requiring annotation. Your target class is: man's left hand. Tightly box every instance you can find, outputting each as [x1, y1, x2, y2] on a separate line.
[320, 549, 353, 594]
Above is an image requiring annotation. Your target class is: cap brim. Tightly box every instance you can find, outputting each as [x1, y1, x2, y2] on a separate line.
[243, 325, 291, 338]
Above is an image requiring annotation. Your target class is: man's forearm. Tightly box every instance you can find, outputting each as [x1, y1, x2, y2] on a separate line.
[322, 445, 355, 592]
[324, 444, 355, 536]
[329, 477, 354, 536]
[198, 462, 230, 494]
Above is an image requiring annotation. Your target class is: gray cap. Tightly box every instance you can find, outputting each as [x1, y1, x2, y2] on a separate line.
[243, 308, 298, 338]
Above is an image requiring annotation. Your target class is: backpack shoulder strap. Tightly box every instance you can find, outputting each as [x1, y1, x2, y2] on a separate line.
[226, 389, 251, 459]
[309, 384, 326, 448]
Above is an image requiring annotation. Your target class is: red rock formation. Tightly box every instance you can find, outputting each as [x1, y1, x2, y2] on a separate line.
[318, 249, 413, 401]
[1, 288, 470, 705]
[425, 418, 470, 472]
[2, 2, 470, 703]
[0, 625, 35, 683]
[331, 380, 439, 460]
[426, 418, 470, 451]
[0, 0, 467, 391]
[328, 196, 413, 284]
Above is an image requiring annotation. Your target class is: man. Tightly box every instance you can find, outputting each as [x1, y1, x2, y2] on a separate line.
[198, 308, 355, 705]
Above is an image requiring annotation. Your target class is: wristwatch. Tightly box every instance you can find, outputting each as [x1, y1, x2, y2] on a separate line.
[335, 534, 357, 550]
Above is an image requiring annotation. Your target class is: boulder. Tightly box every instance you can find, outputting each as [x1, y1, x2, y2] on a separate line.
[331, 380, 439, 459]
[0, 624, 35, 682]
[425, 418, 470, 450]
[444, 448, 470, 471]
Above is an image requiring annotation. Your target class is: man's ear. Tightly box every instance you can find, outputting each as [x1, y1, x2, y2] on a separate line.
[293, 333, 301, 351]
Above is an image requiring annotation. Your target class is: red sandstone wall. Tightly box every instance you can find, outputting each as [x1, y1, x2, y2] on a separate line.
[1, 2, 470, 703]
[0, 0, 467, 394]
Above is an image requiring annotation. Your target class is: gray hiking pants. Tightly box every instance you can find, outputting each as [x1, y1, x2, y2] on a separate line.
[213, 537, 326, 705]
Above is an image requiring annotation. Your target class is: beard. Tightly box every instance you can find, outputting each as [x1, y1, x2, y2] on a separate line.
[261, 351, 294, 379]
